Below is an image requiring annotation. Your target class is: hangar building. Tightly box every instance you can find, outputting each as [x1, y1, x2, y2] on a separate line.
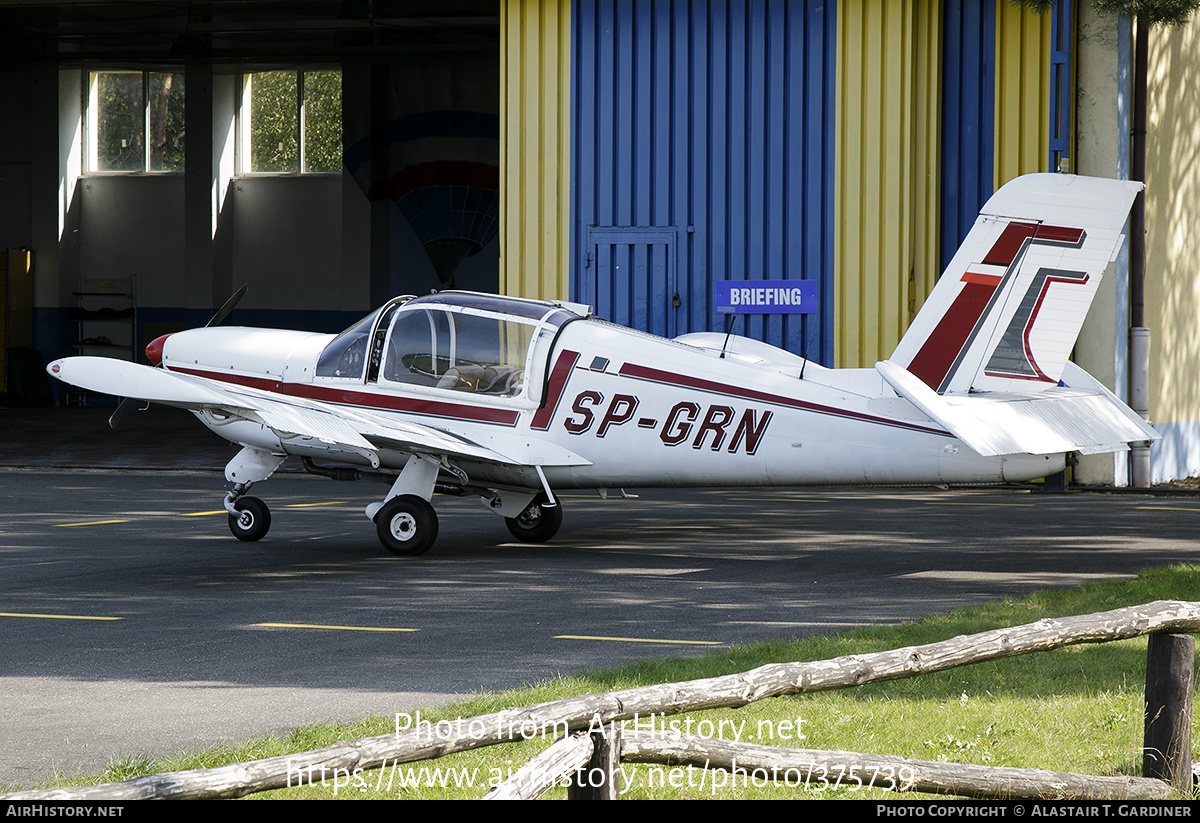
[0, 1, 1197, 484]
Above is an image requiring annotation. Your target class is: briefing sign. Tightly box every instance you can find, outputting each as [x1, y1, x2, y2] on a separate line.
[714, 280, 818, 314]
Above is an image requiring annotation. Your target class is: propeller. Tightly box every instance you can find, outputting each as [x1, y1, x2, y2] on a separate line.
[108, 284, 249, 429]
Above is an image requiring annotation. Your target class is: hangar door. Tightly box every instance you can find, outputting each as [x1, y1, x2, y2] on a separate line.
[583, 227, 677, 339]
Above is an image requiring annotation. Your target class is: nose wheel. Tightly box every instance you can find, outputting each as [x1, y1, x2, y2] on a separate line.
[228, 496, 271, 542]
[505, 493, 562, 543]
[374, 495, 438, 556]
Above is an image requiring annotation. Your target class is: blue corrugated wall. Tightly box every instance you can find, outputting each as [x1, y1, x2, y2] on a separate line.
[940, 0, 996, 274]
[570, 0, 837, 365]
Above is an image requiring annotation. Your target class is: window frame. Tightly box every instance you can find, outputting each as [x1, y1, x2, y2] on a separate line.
[237, 68, 342, 176]
[85, 69, 186, 175]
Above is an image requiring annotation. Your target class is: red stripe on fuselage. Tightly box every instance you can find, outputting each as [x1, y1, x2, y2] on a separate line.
[170, 366, 521, 425]
[530, 350, 580, 430]
[617, 363, 948, 436]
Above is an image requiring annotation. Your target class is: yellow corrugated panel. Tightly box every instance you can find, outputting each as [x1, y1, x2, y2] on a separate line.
[1145, 21, 1200, 427]
[499, 0, 571, 302]
[835, 0, 940, 368]
[912, 2, 941, 325]
[993, 1, 1051, 188]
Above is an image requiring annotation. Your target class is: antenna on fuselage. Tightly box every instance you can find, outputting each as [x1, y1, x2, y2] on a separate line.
[719, 313, 740, 360]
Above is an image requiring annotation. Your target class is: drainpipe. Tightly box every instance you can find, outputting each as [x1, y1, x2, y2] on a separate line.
[1130, 327, 1151, 485]
[1128, 18, 1151, 487]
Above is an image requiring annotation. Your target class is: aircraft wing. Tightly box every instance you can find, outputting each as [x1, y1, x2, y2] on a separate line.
[877, 359, 1158, 457]
[47, 356, 590, 468]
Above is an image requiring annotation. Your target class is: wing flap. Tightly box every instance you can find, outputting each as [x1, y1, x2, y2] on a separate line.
[877, 359, 1158, 457]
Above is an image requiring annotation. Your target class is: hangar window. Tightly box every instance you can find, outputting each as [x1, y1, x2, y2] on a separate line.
[87, 71, 185, 173]
[241, 70, 342, 174]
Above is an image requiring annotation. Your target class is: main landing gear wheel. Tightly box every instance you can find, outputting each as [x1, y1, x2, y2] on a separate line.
[505, 494, 563, 543]
[375, 495, 439, 556]
[228, 496, 271, 542]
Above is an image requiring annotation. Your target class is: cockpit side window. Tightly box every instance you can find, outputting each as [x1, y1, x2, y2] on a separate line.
[381, 308, 536, 396]
[383, 309, 445, 387]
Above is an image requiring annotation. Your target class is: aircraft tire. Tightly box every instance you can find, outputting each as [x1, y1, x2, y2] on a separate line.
[228, 496, 271, 542]
[504, 494, 563, 543]
[375, 495, 438, 556]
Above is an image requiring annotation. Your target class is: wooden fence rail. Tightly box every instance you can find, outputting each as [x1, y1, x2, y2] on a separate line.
[4, 599, 1198, 800]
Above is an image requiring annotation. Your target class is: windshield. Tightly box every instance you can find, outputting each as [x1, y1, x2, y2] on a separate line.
[314, 309, 379, 379]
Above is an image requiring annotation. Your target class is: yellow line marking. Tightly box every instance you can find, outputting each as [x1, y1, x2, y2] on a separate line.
[254, 622, 418, 633]
[555, 634, 721, 646]
[1137, 506, 1200, 512]
[54, 520, 129, 527]
[183, 503, 347, 517]
[0, 612, 122, 621]
[924, 502, 1035, 507]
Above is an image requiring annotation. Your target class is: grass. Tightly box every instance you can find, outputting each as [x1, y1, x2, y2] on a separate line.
[12, 564, 1200, 799]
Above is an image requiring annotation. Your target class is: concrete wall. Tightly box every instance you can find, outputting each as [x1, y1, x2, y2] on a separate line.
[79, 176, 186, 308]
[1072, 6, 1130, 485]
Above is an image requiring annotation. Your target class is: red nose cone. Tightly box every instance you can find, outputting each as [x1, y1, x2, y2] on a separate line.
[145, 333, 172, 366]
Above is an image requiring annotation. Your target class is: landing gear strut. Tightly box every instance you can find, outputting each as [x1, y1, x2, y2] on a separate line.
[226, 484, 271, 542]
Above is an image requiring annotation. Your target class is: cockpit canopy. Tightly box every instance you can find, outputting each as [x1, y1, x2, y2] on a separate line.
[315, 292, 587, 399]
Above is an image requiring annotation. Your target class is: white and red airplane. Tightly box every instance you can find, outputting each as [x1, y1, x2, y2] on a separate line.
[47, 173, 1156, 556]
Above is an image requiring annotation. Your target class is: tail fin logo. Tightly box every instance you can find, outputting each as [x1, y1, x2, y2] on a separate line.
[906, 221, 1087, 393]
[984, 267, 1089, 382]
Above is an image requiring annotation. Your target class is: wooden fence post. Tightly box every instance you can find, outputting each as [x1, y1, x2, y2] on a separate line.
[568, 722, 622, 799]
[1143, 632, 1194, 793]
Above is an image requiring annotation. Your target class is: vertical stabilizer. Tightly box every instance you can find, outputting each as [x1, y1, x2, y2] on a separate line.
[889, 174, 1142, 396]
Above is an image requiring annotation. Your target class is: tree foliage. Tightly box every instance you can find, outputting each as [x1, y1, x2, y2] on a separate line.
[248, 70, 342, 173]
[1013, 0, 1200, 26]
[249, 70, 298, 173]
[302, 70, 343, 173]
[93, 71, 185, 172]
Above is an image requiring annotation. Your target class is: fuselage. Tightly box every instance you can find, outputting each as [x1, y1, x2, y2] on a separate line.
[158, 292, 1063, 493]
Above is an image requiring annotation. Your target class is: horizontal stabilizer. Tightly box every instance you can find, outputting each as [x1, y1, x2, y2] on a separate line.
[877, 359, 1158, 457]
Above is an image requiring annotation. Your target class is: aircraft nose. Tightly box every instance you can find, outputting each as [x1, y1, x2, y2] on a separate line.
[145, 333, 172, 366]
